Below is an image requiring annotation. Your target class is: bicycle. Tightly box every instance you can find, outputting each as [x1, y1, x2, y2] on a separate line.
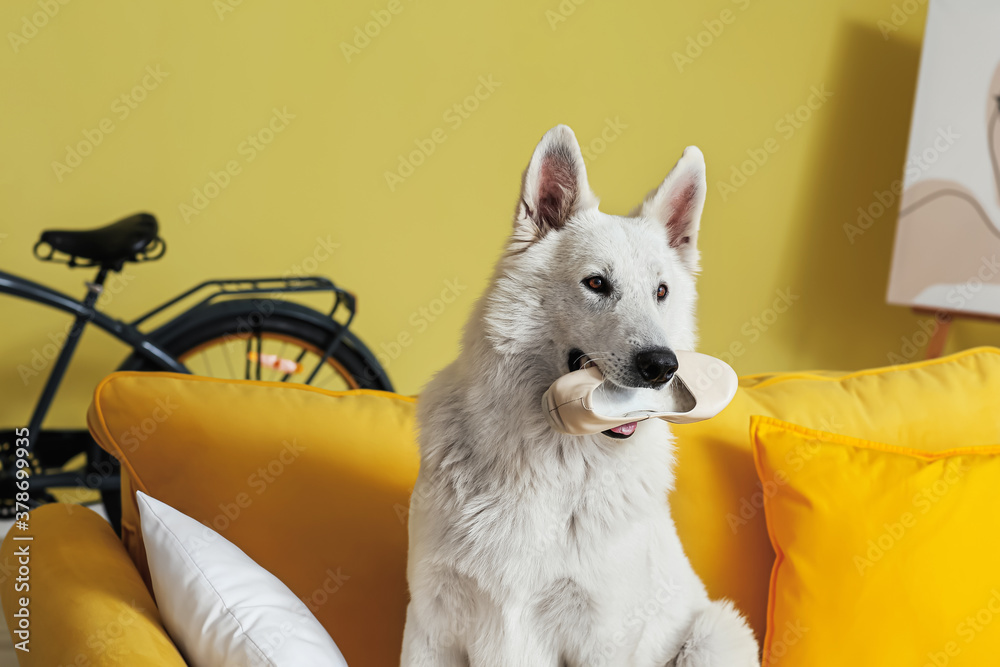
[0, 212, 392, 533]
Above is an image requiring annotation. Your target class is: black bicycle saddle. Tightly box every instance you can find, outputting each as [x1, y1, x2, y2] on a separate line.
[35, 212, 164, 269]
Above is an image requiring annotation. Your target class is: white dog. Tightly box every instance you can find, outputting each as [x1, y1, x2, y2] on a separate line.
[401, 125, 759, 667]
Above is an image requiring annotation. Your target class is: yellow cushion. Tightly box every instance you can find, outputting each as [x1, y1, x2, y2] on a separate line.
[87, 372, 419, 667]
[670, 347, 1000, 639]
[0, 503, 185, 666]
[751, 416, 1000, 666]
[85, 348, 1000, 661]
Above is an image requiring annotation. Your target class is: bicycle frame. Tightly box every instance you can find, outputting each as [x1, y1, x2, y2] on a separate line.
[0, 267, 359, 454]
[0, 268, 188, 452]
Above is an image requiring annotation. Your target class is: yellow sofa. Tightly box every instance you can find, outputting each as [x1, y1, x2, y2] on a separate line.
[5, 347, 1000, 666]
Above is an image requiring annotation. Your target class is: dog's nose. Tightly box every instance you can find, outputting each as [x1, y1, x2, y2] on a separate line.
[635, 348, 679, 386]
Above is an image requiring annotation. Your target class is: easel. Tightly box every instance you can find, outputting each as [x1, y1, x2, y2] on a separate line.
[914, 309, 999, 359]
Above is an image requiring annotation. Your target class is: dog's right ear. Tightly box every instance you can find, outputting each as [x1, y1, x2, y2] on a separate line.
[633, 146, 706, 272]
[513, 125, 598, 243]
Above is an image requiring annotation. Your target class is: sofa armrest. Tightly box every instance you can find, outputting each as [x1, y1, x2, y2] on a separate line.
[1, 503, 186, 666]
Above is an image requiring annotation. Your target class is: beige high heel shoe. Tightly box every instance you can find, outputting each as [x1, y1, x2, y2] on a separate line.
[542, 351, 737, 436]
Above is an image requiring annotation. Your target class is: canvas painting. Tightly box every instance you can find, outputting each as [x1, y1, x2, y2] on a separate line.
[887, 0, 1000, 316]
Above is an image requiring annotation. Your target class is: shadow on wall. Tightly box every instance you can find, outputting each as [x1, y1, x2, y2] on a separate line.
[785, 22, 927, 370]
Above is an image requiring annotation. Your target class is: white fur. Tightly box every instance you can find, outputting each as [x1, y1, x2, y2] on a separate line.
[401, 126, 759, 667]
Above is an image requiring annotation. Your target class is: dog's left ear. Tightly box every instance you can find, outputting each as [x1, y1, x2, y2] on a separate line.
[514, 125, 598, 244]
[634, 146, 706, 271]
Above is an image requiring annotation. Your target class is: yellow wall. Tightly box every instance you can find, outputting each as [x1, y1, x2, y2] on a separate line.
[2, 0, 988, 428]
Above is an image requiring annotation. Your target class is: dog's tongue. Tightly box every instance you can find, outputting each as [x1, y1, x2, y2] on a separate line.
[611, 421, 637, 436]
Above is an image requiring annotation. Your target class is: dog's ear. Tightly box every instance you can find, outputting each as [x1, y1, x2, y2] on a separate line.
[514, 125, 598, 243]
[634, 146, 706, 271]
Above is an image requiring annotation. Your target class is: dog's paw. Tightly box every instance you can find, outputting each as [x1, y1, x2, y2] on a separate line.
[672, 600, 759, 667]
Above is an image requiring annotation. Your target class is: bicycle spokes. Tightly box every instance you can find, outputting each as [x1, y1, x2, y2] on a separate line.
[179, 332, 359, 390]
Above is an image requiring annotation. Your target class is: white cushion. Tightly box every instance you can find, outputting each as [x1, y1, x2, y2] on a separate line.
[137, 491, 348, 667]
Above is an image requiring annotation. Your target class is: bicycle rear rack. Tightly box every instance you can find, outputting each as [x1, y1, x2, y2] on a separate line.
[131, 276, 355, 326]
[132, 276, 357, 385]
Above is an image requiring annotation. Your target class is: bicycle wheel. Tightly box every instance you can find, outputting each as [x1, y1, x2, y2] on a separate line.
[131, 300, 391, 390]
[95, 298, 393, 531]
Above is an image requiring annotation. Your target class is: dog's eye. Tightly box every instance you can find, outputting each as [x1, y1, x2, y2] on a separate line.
[657, 284, 669, 300]
[583, 275, 610, 295]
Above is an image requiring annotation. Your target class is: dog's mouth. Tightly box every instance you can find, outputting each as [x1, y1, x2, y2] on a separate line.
[567, 348, 591, 373]
[604, 421, 638, 439]
[567, 348, 637, 440]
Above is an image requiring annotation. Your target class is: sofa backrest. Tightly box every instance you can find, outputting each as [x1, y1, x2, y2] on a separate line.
[87, 347, 1000, 659]
[88, 373, 420, 667]
[670, 346, 1000, 638]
